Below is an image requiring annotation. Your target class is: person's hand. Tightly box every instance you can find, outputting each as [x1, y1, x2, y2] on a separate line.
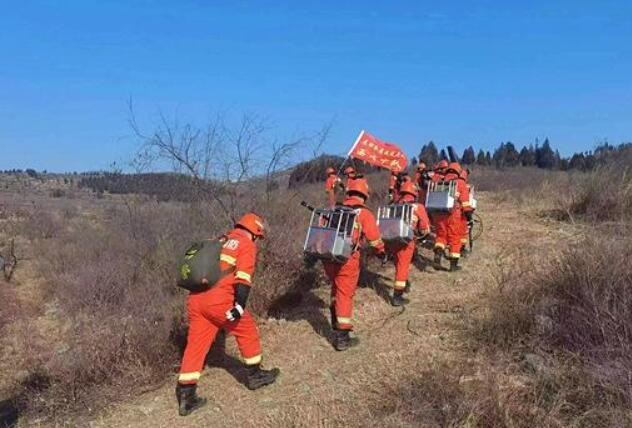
[225, 304, 244, 322]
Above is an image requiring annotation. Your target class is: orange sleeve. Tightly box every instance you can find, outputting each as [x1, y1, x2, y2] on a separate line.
[360, 209, 385, 252]
[457, 179, 472, 211]
[234, 239, 256, 286]
[415, 204, 431, 233]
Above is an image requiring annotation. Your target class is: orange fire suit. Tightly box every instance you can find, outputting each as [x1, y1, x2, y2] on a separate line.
[323, 196, 385, 330]
[178, 228, 262, 385]
[459, 170, 470, 248]
[344, 174, 360, 192]
[433, 174, 472, 259]
[392, 197, 431, 291]
[325, 174, 342, 208]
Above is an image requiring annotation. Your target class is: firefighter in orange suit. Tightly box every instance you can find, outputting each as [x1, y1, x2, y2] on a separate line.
[176, 213, 279, 416]
[323, 178, 385, 351]
[415, 162, 431, 204]
[324, 167, 342, 208]
[459, 168, 472, 256]
[428, 159, 448, 229]
[390, 180, 431, 306]
[433, 163, 472, 271]
[434, 159, 449, 178]
[343, 166, 360, 190]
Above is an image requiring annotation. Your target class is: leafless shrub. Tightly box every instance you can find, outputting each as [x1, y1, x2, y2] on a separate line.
[20, 209, 61, 240]
[562, 163, 632, 223]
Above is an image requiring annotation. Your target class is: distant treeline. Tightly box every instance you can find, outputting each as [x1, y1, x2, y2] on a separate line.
[287, 154, 384, 188]
[415, 140, 632, 171]
[77, 172, 215, 202]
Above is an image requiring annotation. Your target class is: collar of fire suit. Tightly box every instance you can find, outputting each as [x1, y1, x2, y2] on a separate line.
[398, 196, 416, 204]
[230, 227, 253, 241]
[343, 196, 366, 208]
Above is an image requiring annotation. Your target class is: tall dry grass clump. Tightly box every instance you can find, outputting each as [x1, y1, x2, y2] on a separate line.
[467, 162, 632, 425]
[7, 179, 333, 419]
[564, 164, 632, 223]
[543, 232, 632, 403]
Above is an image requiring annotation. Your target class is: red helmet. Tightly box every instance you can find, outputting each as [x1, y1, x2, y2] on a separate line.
[346, 177, 370, 199]
[344, 166, 356, 175]
[437, 160, 449, 170]
[399, 180, 418, 198]
[326, 167, 336, 175]
[447, 162, 462, 174]
[236, 213, 266, 239]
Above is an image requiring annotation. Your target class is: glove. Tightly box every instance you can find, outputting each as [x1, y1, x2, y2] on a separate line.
[225, 304, 244, 322]
[464, 211, 473, 222]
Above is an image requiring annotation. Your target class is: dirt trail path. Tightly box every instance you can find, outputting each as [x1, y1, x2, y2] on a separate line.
[77, 194, 560, 428]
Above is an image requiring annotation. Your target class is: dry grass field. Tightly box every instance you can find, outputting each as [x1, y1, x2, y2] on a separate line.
[1, 162, 631, 427]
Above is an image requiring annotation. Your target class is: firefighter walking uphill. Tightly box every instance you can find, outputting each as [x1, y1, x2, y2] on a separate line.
[343, 166, 361, 190]
[389, 180, 431, 306]
[323, 178, 385, 351]
[432, 162, 473, 271]
[176, 213, 279, 417]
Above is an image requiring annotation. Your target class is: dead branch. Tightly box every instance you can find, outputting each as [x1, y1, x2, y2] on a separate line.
[1, 239, 19, 282]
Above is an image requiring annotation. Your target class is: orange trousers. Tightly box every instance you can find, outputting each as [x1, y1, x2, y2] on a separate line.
[324, 251, 361, 330]
[460, 212, 469, 248]
[393, 240, 416, 291]
[178, 292, 262, 385]
[433, 209, 464, 259]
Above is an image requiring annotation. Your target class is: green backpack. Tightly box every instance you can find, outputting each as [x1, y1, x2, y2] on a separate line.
[177, 239, 232, 292]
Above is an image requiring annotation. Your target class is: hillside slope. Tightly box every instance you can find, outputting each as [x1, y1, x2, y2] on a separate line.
[68, 192, 571, 428]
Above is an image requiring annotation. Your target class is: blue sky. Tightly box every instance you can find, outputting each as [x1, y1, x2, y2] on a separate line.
[1, 0, 631, 171]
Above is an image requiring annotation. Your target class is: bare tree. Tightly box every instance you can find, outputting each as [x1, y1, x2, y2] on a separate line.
[127, 101, 330, 222]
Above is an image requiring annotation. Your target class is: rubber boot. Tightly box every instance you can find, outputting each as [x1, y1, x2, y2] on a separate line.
[391, 290, 409, 307]
[449, 258, 461, 272]
[176, 383, 207, 417]
[433, 249, 443, 270]
[333, 329, 359, 352]
[246, 364, 280, 390]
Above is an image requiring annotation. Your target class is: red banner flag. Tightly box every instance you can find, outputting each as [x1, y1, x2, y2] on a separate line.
[347, 130, 408, 172]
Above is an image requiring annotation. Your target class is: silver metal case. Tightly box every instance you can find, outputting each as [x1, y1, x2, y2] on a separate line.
[377, 204, 415, 244]
[425, 180, 456, 212]
[303, 207, 358, 263]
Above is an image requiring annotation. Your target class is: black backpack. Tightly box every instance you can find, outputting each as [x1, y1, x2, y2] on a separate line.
[176, 239, 233, 292]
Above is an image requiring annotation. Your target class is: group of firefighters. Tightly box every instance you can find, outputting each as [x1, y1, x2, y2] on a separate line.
[174, 160, 474, 417]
